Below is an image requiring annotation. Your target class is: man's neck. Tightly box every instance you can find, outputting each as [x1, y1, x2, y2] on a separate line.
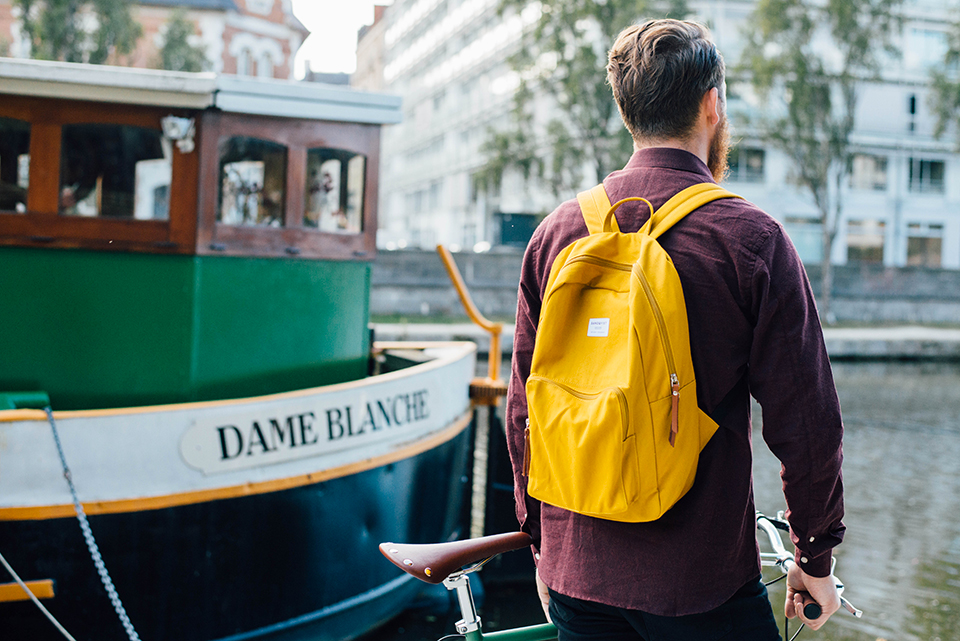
[634, 136, 709, 167]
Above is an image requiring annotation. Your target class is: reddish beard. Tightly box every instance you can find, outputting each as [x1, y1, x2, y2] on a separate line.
[708, 114, 730, 183]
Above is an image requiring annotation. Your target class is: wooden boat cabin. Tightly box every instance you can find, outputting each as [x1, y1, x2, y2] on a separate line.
[0, 58, 401, 410]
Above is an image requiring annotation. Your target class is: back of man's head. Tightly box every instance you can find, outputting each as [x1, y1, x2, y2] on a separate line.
[607, 19, 724, 143]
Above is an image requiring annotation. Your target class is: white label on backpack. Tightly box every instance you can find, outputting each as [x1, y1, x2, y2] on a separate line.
[587, 318, 610, 337]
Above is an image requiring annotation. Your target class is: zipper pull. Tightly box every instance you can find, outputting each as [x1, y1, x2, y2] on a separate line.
[523, 419, 531, 476]
[670, 374, 680, 447]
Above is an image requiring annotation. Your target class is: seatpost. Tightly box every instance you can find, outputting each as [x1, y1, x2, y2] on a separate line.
[443, 573, 482, 636]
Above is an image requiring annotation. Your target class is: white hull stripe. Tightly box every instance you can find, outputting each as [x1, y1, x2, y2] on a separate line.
[0, 343, 476, 521]
[0, 411, 471, 522]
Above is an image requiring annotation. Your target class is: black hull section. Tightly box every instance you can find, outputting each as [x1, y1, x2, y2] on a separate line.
[0, 424, 473, 641]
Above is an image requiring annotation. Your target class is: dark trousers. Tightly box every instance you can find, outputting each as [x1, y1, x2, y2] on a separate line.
[548, 576, 781, 641]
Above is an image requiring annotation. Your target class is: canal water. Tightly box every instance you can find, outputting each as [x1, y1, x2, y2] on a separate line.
[366, 360, 960, 641]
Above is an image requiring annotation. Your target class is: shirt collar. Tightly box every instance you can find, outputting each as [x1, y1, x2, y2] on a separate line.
[622, 147, 715, 182]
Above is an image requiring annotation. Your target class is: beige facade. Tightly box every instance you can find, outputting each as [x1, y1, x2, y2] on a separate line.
[353, 5, 388, 93]
[0, 0, 308, 79]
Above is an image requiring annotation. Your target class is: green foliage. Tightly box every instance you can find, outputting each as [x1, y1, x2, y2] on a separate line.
[478, 0, 689, 197]
[16, 0, 142, 64]
[475, 82, 542, 193]
[931, 23, 960, 145]
[156, 8, 210, 73]
[740, 0, 898, 210]
[738, 0, 900, 321]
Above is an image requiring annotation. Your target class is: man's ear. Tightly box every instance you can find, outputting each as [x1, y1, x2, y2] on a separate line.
[703, 87, 721, 127]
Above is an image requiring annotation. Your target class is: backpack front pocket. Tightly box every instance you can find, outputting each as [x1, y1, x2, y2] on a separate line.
[525, 376, 638, 517]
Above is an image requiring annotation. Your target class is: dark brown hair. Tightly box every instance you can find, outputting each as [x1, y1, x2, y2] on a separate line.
[607, 19, 724, 142]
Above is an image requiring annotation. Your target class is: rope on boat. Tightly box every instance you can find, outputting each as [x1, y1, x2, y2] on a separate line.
[0, 548, 78, 641]
[45, 407, 142, 641]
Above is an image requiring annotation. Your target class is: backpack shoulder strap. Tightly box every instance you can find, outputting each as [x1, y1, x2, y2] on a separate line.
[576, 183, 618, 235]
[640, 183, 742, 240]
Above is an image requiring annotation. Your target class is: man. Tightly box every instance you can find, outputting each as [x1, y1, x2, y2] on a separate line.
[504, 19, 845, 640]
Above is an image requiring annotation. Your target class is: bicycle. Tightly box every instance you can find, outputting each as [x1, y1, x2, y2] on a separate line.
[379, 512, 861, 641]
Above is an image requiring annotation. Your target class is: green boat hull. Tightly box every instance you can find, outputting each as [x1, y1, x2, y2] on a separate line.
[1, 247, 371, 410]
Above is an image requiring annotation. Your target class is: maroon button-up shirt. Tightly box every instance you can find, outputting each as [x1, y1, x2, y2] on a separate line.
[505, 147, 844, 616]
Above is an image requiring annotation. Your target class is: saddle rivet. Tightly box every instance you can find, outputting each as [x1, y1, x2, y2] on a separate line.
[403, 559, 414, 566]
[425, 567, 433, 576]
[390, 549, 399, 554]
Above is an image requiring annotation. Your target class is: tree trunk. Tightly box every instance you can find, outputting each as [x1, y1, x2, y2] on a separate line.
[820, 222, 834, 325]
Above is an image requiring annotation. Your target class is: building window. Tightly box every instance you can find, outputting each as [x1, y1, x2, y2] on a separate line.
[847, 219, 885, 263]
[906, 222, 943, 267]
[304, 148, 365, 233]
[246, 0, 274, 14]
[905, 27, 949, 70]
[237, 49, 254, 76]
[59, 123, 170, 219]
[218, 136, 287, 227]
[909, 158, 945, 194]
[429, 179, 443, 211]
[258, 52, 274, 78]
[783, 217, 822, 264]
[850, 154, 887, 191]
[727, 147, 765, 183]
[0, 117, 30, 213]
[497, 212, 538, 247]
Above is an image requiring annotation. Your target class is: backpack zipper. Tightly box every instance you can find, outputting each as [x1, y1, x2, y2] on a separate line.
[563, 255, 633, 272]
[632, 265, 681, 446]
[523, 418, 531, 477]
[527, 376, 629, 438]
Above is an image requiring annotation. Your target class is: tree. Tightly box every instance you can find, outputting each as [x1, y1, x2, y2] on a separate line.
[156, 8, 210, 73]
[16, 0, 142, 65]
[738, 0, 900, 323]
[477, 0, 688, 198]
[930, 22, 960, 145]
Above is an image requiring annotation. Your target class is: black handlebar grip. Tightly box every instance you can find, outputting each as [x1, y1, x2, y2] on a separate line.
[803, 602, 822, 620]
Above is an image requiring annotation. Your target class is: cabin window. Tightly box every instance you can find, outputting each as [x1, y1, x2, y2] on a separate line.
[59, 124, 171, 219]
[0, 117, 31, 213]
[218, 136, 287, 227]
[304, 148, 366, 233]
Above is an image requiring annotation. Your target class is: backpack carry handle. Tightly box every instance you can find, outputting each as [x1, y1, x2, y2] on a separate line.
[603, 197, 654, 233]
[578, 183, 741, 237]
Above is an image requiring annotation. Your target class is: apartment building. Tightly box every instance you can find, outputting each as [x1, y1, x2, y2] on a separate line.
[374, 0, 960, 269]
[0, 0, 307, 79]
[374, 0, 551, 251]
[714, 0, 960, 269]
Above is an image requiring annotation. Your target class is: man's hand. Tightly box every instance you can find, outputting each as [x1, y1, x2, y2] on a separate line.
[785, 563, 841, 631]
[535, 568, 551, 623]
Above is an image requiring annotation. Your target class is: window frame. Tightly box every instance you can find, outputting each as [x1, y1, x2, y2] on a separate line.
[849, 153, 889, 191]
[0, 95, 199, 254]
[0, 95, 381, 261]
[0, 114, 32, 214]
[196, 111, 380, 260]
[908, 157, 946, 194]
[726, 146, 765, 183]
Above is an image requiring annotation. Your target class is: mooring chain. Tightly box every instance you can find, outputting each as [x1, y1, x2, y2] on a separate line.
[45, 407, 142, 641]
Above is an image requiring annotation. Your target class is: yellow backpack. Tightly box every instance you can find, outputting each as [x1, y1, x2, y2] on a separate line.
[524, 182, 742, 522]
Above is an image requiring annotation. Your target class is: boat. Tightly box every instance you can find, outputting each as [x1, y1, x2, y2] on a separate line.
[0, 58, 477, 641]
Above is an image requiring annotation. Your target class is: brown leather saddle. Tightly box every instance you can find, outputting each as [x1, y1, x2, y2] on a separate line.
[379, 531, 533, 585]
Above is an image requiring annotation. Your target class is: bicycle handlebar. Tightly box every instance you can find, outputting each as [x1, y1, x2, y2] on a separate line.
[756, 512, 861, 621]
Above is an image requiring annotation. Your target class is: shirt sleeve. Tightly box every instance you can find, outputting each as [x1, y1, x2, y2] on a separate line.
[747, 227, 845, 578]
[505, 224, 546, 554]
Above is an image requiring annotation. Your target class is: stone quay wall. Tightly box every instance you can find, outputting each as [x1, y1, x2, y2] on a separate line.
[371, 249, 960, 325]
